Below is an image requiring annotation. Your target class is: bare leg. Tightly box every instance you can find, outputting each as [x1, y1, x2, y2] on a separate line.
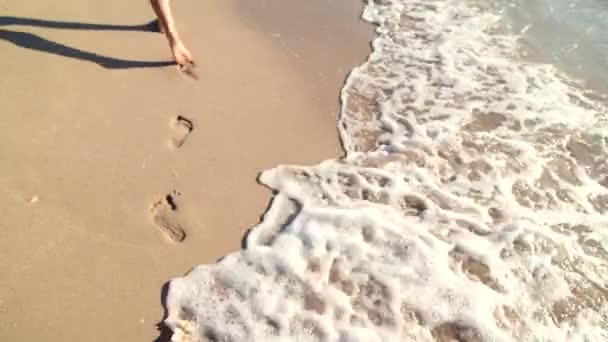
[149, 0, 194, 66]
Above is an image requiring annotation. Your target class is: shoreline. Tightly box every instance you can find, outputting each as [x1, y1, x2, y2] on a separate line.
[0, 0, 372, 341]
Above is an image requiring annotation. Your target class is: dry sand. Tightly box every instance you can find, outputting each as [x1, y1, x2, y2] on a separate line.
[0, 0, 371, 340]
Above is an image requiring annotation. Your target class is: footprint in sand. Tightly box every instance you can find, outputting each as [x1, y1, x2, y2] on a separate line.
[169, 115, 193, 149]
[150, 189, 186, 242]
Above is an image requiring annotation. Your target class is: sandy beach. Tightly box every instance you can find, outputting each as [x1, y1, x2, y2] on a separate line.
[0, 0, 371, 340]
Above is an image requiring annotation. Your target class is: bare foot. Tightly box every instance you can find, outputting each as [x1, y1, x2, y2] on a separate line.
[171, 41, 194, 67]
[171, 41, 198, 79]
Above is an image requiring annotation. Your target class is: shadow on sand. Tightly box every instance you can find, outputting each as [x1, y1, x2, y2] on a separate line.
[0, 16, 172, 69]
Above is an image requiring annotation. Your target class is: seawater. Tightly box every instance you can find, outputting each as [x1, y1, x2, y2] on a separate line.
[163, 0, 608, 341]
[494, 0, 608, 93]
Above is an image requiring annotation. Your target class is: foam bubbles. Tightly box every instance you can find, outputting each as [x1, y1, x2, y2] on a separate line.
[164, 0, 608, 341]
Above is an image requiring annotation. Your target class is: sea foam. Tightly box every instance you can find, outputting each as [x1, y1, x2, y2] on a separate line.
[164, 0, 608, 341]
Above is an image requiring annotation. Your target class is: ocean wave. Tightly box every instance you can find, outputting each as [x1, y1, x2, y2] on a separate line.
[163, 0, 608, 341]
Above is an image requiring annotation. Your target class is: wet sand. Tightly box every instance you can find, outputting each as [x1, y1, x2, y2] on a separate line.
[0, 0, 371, 341]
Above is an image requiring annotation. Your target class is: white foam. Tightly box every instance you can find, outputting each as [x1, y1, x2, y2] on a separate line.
[164, 0, 608, 341]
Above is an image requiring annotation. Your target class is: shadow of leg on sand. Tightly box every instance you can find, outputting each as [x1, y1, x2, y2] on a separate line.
[0, 16, 161, 32]
[0, 28, 173, 69]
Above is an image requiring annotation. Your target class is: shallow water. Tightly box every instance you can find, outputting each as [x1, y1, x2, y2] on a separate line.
[493, 0, 608, 93]
[163, 0, 608, 341]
